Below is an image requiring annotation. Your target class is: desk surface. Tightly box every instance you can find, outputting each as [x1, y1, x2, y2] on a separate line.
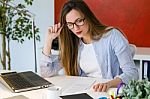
[0, 75, 116, 99]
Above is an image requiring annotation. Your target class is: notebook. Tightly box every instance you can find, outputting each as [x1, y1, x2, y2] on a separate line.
[60, 93, 93, 99]
[0, 71, 52, 93]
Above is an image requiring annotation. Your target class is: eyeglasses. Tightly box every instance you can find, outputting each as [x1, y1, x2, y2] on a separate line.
[66, 18, 85, 29]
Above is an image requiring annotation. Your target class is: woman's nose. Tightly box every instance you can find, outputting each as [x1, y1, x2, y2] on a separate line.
[73, 24, 80, 30]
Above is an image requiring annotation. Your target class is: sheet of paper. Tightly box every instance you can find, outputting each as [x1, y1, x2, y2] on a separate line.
[3, 95, 29, 99]
[62, 77, 96, 95]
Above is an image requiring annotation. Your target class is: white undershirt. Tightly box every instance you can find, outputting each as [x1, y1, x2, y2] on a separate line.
[79, 42, 102, 78]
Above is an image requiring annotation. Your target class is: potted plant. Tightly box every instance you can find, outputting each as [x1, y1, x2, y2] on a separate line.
[0, 0, 40, 70]
[118, 79, 150, 99]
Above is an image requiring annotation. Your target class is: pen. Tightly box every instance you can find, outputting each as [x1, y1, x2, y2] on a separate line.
[110, 95, 114, 99]
[1, 71, 17, 75]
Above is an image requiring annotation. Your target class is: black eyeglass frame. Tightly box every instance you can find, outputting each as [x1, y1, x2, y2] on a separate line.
[66, 18, 85, 29]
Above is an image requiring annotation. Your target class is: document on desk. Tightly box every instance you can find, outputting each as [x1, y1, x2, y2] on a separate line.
[3, 95, 29, 99]
[62, 77, 96, 95]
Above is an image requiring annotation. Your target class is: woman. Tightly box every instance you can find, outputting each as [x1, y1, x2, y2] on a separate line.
[40, 0, 138, 92]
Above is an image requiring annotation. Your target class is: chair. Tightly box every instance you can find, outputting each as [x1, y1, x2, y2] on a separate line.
[129, 44, 137, 58]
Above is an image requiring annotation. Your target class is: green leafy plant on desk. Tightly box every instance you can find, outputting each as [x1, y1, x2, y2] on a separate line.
[0, 0, 40, 70]
[118, 79, 150, 99]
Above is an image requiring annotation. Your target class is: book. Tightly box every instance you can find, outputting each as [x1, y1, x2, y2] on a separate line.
[142, 60, 150, 80]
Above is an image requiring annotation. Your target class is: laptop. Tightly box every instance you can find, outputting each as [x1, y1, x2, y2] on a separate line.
[0, 71, 52, 93]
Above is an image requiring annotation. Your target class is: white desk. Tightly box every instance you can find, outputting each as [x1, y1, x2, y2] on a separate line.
[0, 75, 116, 99]
[134, 47, 150, 80]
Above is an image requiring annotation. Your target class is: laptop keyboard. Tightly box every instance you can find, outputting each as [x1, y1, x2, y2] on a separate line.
[2, 74, 34, 89]
[0, 71, 52, 92]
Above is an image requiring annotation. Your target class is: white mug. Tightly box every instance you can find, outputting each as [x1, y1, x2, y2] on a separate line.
[43, 86, 62, 99]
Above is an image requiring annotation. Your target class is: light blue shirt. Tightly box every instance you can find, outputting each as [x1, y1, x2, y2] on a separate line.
[40, 28, 139, 84]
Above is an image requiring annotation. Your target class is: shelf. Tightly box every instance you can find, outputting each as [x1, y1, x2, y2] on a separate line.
[133, 47, 150, 80]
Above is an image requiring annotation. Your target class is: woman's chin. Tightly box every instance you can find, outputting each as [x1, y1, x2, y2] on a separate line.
[75, 34, 83, 38]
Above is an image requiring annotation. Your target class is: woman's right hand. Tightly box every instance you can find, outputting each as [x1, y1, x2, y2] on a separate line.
[43, 23, 63, 56]
[46, 23, 63, 41]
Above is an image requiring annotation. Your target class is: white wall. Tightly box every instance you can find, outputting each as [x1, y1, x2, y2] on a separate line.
[0, 0, 54, 73]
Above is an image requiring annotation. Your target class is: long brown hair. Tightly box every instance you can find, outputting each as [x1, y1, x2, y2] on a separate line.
[59, 0, 111, 76]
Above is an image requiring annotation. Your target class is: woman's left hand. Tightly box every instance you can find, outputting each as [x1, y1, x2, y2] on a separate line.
[93, 77, 122, 92]
[93, 82, 111, 92]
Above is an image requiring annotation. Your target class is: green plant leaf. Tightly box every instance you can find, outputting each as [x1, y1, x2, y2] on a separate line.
[0, 0, 40, 69]
[119, 80, 150, 98]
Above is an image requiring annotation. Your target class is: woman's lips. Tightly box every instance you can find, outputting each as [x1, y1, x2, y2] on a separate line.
[76, 31, 82, 35]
